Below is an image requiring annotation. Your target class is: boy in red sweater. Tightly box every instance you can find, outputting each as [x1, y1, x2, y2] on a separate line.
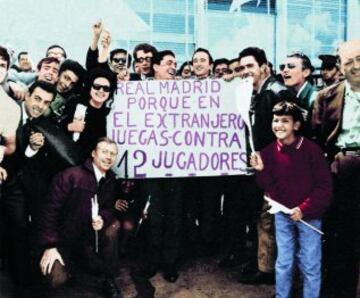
[250, 101, 332, 298]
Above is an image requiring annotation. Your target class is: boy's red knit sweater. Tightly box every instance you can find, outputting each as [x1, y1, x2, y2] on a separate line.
[256, 136, 332, 220]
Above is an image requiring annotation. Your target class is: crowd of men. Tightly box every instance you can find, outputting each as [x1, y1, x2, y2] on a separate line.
[0, 20, 359, 298]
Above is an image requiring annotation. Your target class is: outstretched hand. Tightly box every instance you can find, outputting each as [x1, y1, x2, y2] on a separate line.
[40, 248, 65, 275]
[93, 19, 103, 38]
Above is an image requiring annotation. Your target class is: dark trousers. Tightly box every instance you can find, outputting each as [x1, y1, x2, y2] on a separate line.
[222, 175, 262, 255]
[42, 221, 120, 289]
[1, 177, 31, 286]
[323, 152, 360, 298]
[145, 178, 184, 266]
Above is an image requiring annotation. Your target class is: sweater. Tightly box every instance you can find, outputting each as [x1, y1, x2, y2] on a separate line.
[256, 136, 332, 219]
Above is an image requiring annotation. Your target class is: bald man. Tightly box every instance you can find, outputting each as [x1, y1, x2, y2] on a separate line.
[312, 40, 360, 298]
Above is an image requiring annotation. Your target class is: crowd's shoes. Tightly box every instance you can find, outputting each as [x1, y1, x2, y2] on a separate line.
[237, 269, 275, 285]
[218, 253, 247, 268]
[136, 262, 179, 283]
[130, 267, 156, 298]
[102, 277, 123, 298]
[162, 264, 179, 283]
[138, 263, 159, 279]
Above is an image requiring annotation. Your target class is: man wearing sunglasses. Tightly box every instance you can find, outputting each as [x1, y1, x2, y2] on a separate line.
[133, 43, 158, 80]
[312, 40, 360, 298]
[86, 20, 139, 82]
[280, 52, 317, 112]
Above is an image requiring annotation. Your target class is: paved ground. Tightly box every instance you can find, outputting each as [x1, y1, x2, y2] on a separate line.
[0, 256, 275, 298]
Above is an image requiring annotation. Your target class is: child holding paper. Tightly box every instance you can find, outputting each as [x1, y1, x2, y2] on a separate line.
[250, 101, 332, 298]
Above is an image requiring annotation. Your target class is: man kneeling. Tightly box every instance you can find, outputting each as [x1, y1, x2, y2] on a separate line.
[38, 137, 122, 298]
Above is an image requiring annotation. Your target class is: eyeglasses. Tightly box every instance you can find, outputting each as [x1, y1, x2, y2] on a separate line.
[214, 68, 228, 74]
[92, 84, 111, 92]
[136, 57, 152, 63]
[112, 58, 126, 64]
[279, 63, 296, 71]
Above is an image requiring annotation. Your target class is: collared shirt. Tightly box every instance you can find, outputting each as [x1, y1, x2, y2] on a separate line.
[296, 81, 308, 98]
[276, 136, 304, 152]
[257, 75, 271, 94]
[336, 80, 360, 149]
[92, 163, 106, 183]
[297, 81, 318, 107]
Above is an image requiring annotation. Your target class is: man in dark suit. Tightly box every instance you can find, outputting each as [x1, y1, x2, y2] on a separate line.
[1, 80, 75, 297]
[312, 40, 360, 298]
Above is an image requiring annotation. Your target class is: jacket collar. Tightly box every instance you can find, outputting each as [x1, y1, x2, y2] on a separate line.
[325, 81, 346, 146]
[83, 158, 115, 179]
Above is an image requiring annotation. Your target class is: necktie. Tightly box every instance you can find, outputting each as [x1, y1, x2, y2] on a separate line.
[98, 177, 105, 194]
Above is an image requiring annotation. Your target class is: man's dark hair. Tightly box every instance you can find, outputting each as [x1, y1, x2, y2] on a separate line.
[46, 44, 67, 59]
[272, 101, 305, 125]
[110, 49, 132, 68]
[213, 58, 229, 71]
[29, 80, 57, 98]
[152, 50, 175, 66]
[287, 52, 314, 72]
[37, 57, 60, 71]
[239, 47, 268, 67]
[192, 48, 214, 64]
[133, 43, 158, 61]
[177, 61, 192, 76]
[17, 51, 28, 61]
[59, 59, 86, 93]
[229, 58, 239, 66]
[93, 136, 117, 151]
[0, 46, 10, 69]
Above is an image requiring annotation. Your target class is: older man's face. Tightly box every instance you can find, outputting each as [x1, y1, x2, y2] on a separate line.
[338, 42, 360, 89]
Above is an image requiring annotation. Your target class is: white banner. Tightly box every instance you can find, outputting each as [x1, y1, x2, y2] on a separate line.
[107, 78, 253, 178]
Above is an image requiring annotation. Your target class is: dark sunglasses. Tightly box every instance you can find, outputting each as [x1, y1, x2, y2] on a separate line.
[136, 57, 152, 63]
[279, 63, 296, 71]
[92, 84, 111, 92]
[112, 58, 126, 64]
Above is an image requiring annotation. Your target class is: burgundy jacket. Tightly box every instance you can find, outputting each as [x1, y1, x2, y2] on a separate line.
[38, 158, 116, 248]
[256, 137, 332, 220]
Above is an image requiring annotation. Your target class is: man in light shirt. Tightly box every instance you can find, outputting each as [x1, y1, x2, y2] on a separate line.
[312, 40, 360, 298]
